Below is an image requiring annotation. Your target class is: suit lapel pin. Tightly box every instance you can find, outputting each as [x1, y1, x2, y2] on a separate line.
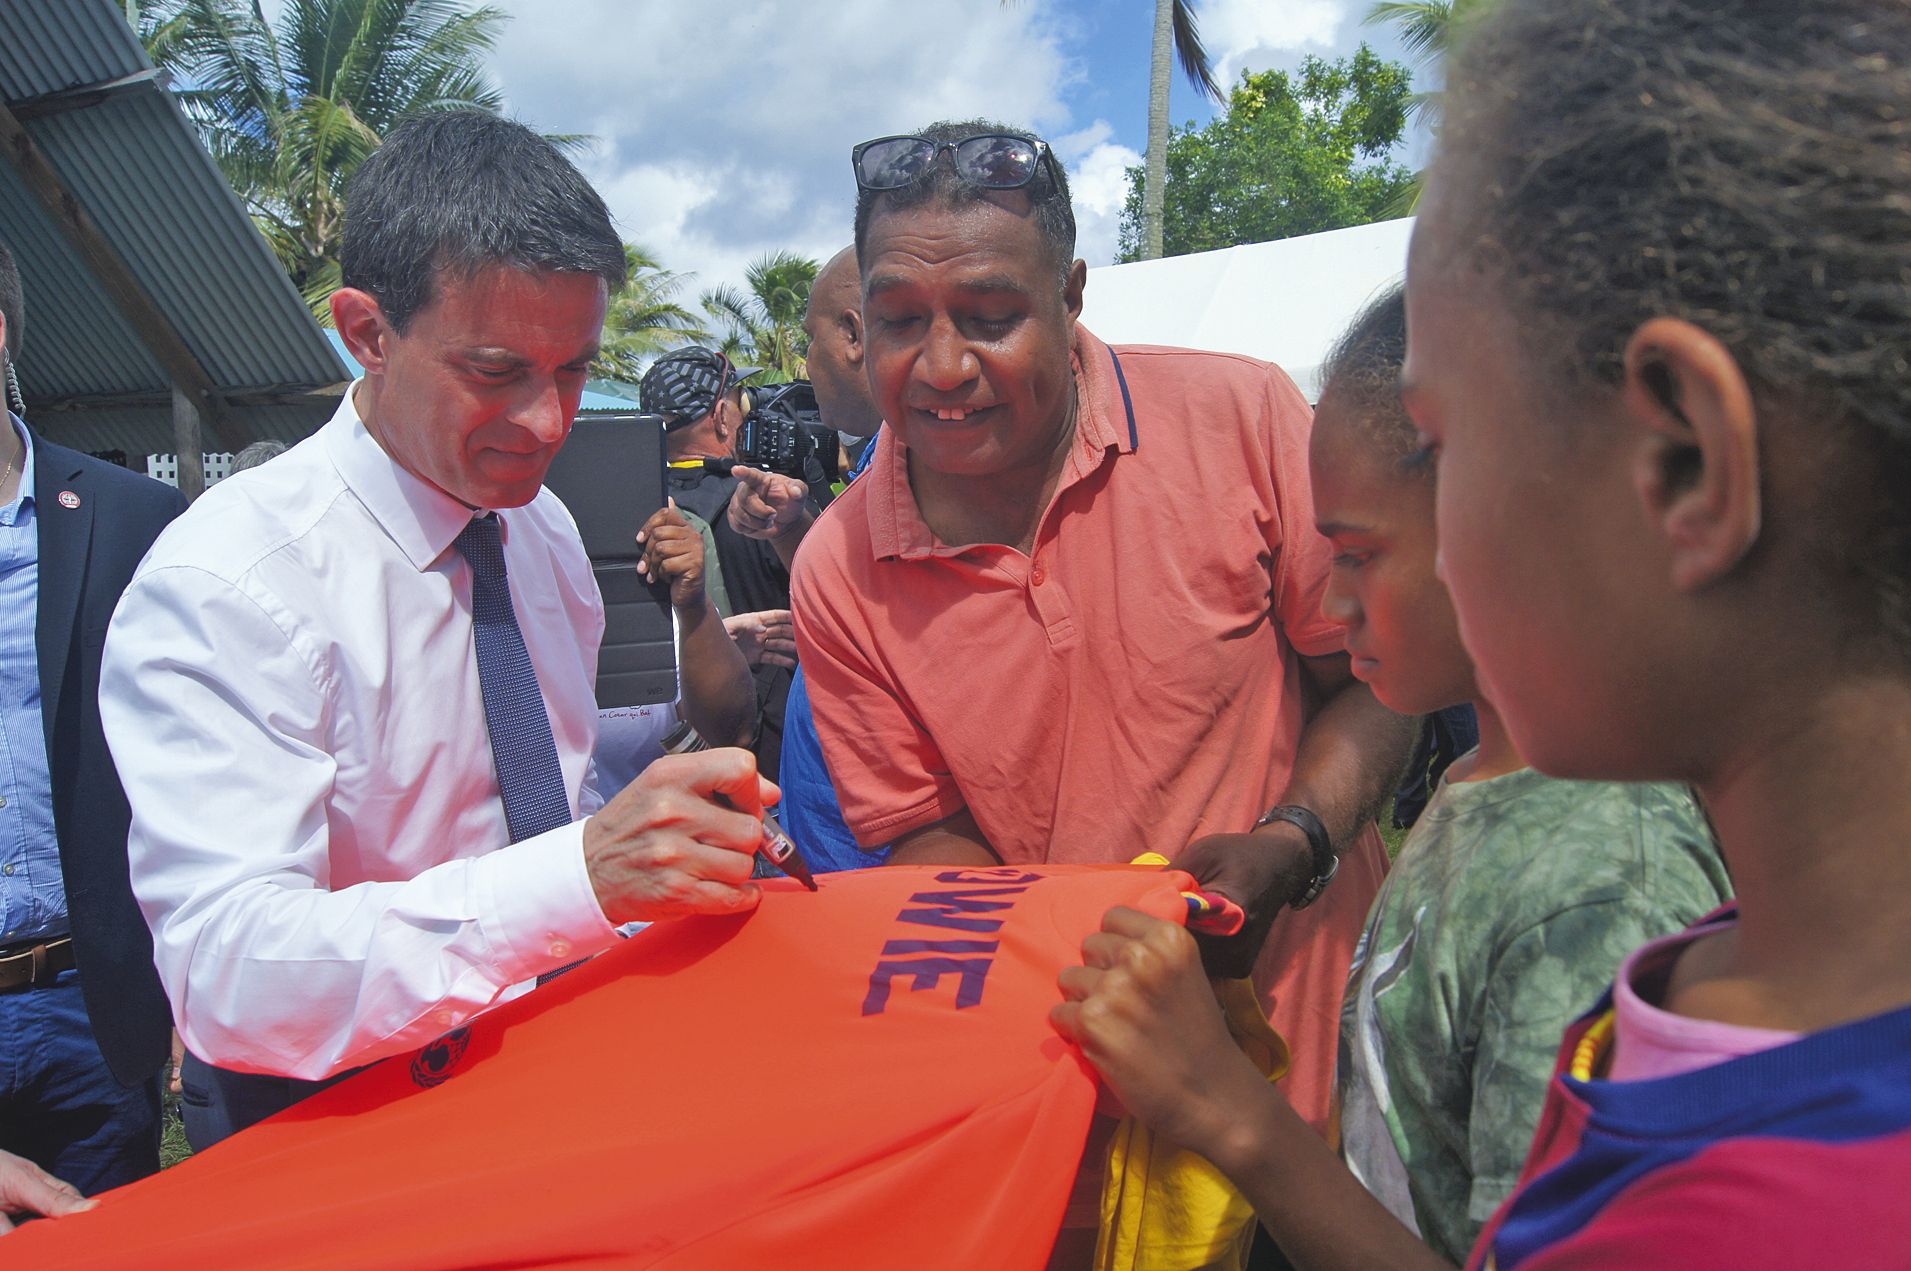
[58, 490, 80, 509]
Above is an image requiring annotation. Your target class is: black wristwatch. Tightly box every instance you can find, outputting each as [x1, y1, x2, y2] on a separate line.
[1253, 804, 1337, 910]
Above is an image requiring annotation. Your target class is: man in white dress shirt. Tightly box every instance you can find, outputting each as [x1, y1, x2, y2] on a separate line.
[101, 113, 775, 1148]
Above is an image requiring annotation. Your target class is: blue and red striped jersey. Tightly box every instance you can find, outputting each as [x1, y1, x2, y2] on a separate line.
[1471, 910, 1911, 1270]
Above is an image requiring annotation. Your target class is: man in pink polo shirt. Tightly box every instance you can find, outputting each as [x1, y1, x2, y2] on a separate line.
[793, 121, 1414, 1147]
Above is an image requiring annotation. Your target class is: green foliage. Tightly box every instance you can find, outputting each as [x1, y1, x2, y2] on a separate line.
[132, 0, 512, 320]
[698, 252, 819, 383]
[1009, 0, 1220, 259]
[1366, 1, 1465, 59]
[1365, 0, 1501, 128]
[1116, 45, 1415, 262]
[1163, 0, 1223, 104]
[594, 244, 709, 383]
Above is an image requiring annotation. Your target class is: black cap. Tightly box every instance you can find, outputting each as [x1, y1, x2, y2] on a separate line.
[639, 347, 760, 425]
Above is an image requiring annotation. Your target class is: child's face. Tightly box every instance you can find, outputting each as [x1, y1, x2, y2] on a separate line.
[1400, 211, 1665, 778]
[1308, 406, 1477, 717]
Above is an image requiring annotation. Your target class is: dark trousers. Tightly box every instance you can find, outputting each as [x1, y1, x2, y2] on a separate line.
[178, 1052, 362, 1152]
[0, 966, 162, 1196]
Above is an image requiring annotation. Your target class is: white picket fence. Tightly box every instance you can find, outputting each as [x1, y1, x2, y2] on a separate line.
[146, 453, 237, 487]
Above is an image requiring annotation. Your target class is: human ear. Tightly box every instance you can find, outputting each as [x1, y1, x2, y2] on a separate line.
[842, 308, 864, 370]
[1622, 318, 1762, 593]
[331, 289, 392, 374]
[1062, 259, 1087, 322]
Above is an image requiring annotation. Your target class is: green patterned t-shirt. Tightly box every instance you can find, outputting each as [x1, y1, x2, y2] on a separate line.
[1336, 769, 1731, 1264]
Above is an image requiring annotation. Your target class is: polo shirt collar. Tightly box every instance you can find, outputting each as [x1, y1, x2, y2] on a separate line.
[1069, 325, 1136, 460]
[324, 381, 486, 571]
[868, 323, 1134, 561]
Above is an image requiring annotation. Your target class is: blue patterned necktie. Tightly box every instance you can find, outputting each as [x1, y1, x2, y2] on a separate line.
[454, 515, 573, 845]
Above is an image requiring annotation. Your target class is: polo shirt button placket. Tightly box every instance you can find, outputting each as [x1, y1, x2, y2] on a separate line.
[1026, 557, 1077, 647]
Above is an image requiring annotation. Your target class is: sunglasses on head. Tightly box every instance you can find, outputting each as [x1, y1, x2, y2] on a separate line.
[851, 132, 1056, 194]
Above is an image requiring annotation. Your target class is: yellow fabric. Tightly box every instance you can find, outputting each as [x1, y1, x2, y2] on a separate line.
[1094, 858, 1292, 1271]
[1570, 1009, 1618, 1082]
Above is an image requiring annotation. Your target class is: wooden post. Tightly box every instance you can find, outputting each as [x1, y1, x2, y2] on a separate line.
[0, 95, 240, 450]
[172, 386, 205, 500]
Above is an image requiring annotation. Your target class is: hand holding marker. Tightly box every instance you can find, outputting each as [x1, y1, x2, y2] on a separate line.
[661, 723, 817, 891]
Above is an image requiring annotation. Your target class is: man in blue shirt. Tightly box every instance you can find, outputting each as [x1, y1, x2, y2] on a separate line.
[0, 241, 187, 1199]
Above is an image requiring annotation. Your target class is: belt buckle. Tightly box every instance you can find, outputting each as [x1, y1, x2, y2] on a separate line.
[0, 938, 70, 991]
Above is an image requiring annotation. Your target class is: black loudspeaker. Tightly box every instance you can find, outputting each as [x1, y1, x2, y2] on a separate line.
[541, 414, 678, 708]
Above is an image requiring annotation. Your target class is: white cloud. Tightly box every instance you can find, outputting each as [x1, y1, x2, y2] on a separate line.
[489, 0, 1088, 305]
[1196, 0, 1357, 88]
[241, 0, 1432, 293]
[1056, 121, 1142, 265]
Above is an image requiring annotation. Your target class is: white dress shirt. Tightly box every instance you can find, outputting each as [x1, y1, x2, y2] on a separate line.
[101, 385, 617, 1079]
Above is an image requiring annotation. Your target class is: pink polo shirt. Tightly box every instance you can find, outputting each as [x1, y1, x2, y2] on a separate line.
[796, 324, 1344, 862]
[793, 325, 1389, 1134]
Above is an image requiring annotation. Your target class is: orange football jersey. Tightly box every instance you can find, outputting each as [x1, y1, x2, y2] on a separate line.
[11, 864, 1191, 1269]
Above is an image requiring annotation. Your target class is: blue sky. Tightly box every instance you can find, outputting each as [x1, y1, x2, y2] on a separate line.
[475, 0, 1431, 299]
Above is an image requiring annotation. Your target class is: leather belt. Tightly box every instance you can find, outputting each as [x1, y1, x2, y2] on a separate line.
[0, 937, 76, 992]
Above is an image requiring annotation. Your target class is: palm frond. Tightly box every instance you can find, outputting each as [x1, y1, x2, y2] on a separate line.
[142, 0, 287, 142]
[138, 0, 535, 319]
[1363, 1, 1457, 61]
[1380, 168, 1425, 217]
[700, 283, 756, 332]
[1170, 0, 1223, 104]
[742, 251, 818, 330]
[300, 258, 343, 322]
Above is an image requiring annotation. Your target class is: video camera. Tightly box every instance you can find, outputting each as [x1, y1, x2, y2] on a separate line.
[706, 380, 841, 492]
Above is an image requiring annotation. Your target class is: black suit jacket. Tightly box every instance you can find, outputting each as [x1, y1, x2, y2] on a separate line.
[29, 422, 188, 1085]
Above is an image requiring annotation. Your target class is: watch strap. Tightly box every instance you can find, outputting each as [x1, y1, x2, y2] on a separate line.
[1253, 804, 1337, 909]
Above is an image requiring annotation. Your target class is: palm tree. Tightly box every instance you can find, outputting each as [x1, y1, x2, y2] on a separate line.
[594, 245, 709, 384]
[1140, 0, 1224, 260]
[1000, 1, 1222, 262]
[1365, 0, 1494, 127]
[131, 0, 511, 319]
[698, 252, 819, 383]
[1367, 0, 1464, 57]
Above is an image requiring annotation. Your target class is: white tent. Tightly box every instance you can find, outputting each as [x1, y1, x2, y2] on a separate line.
[1080, 217, 1414, 401]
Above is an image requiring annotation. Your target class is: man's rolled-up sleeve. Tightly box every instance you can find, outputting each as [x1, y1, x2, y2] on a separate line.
[790, 553, 963, 851]
[100, 565, 615, 1080]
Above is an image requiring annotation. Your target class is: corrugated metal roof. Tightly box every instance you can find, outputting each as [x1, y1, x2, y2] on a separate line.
[0, 168, 163, 396]
[35, 397, 343, 458]
[1, 0, 348, 457]
[0, 0, 143, 102]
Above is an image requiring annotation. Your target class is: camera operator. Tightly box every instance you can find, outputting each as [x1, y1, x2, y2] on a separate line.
[725, 248, 879, 569]
[718, 379, 840, 562]
[640, 348, 819, 781]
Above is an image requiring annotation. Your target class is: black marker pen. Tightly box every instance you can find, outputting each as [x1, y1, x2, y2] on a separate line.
[662, 722, 818, 891]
